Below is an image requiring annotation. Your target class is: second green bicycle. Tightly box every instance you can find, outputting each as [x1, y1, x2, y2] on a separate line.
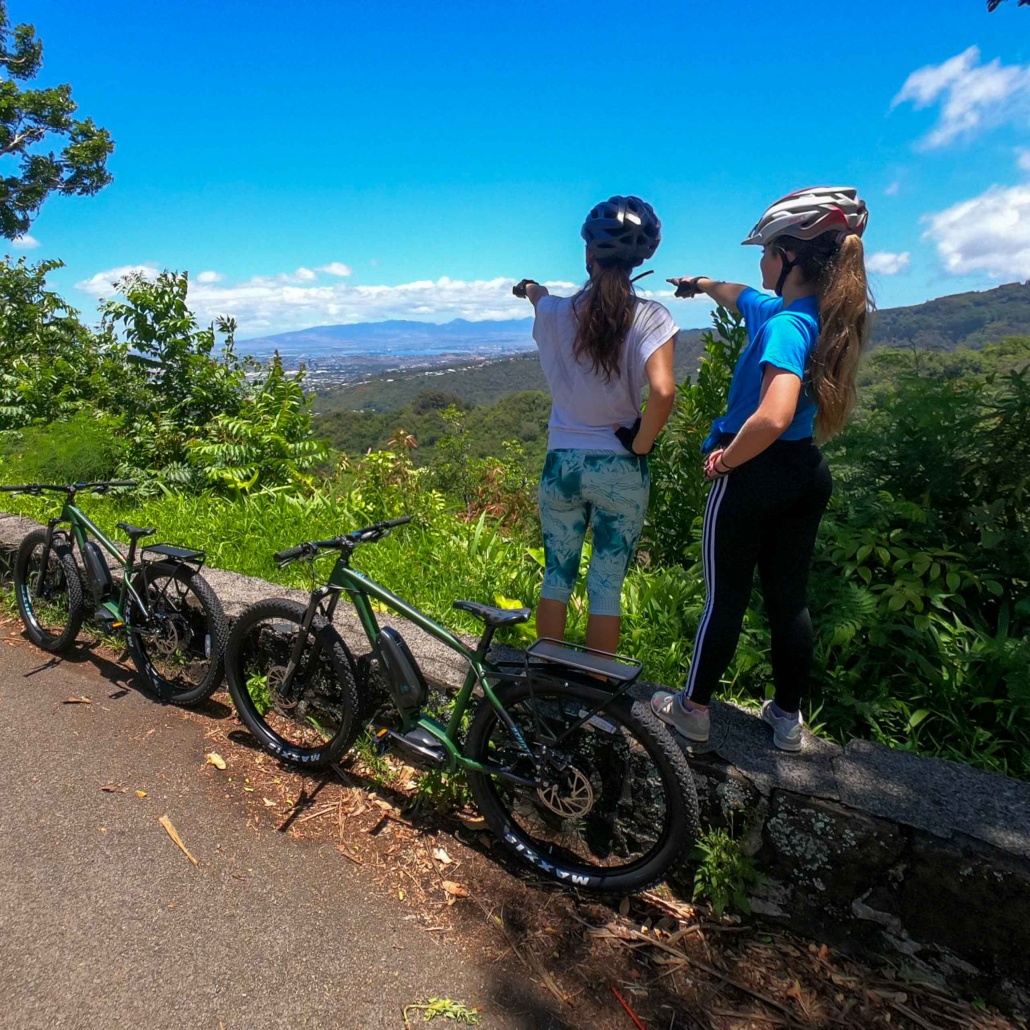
[2, 481, 226, 705]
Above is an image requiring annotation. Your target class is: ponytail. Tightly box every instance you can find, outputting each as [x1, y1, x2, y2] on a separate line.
[776, 232, 874, 441]
[572, 260, 636, 381]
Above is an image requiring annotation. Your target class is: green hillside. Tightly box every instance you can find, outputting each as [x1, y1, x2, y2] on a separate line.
[871, 280, 1030, 349]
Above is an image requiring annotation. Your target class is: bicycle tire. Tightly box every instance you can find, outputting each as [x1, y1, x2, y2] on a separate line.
[126, 561, 227, 706]
[13, 528, 85, 652]
[224, 597, 364, 768]
[465, 677, 698, 894]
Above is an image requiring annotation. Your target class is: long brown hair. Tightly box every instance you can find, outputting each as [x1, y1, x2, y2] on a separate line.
[777, 232, 874, 440]
[572, 259, 636, 381]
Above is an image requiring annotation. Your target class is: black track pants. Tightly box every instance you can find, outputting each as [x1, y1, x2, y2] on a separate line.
[683, 437, 832, 712]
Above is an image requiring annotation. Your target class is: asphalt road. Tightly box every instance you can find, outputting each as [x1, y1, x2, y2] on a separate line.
[0, 621, 566, 1030]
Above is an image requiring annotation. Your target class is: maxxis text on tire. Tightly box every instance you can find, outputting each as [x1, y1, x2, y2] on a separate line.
[465, 677, 698, 894]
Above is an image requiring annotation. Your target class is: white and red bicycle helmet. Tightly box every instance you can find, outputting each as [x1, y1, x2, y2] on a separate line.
[742, 186, 868, 247]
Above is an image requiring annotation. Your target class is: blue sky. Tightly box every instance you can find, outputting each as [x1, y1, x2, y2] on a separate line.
[8, 0, 1030, 336]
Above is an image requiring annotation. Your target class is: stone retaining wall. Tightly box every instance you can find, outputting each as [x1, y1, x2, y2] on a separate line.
[1, 510, 1027, 1013]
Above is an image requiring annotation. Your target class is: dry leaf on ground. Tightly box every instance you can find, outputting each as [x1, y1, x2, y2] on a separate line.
[63, 696, 92, 704]
[136, 790, 147, 798]
[158, 814, 199, 867]
[205, 752, 227, 770]
[432, 848, 453, 866]
[442, 881, 469, 898]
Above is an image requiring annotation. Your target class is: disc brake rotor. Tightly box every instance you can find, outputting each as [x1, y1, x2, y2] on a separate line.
[536, 764, 595, 819]
[153, 614, 187, 658]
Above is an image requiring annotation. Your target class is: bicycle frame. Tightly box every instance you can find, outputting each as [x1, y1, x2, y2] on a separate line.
[43, 502, 150, 627]
[322, 559, 530, 779]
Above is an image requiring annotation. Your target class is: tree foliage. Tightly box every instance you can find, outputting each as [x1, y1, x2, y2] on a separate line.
[0, 261, 319, 495]
[0, 2, 113, 238]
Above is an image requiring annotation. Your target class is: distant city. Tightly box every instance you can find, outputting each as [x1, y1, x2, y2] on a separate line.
[237, 316, 538, 388]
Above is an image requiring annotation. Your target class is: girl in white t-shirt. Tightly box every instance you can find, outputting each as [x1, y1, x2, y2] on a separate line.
[513, 195, 678, 654]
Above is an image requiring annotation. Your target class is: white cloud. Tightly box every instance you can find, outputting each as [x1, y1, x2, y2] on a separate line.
[318, 262, 353, 277]
[75, 264, 161, 296]
[866, 251, 911, 275]
[923, 183, 1030, 278]
[11, 234, 39, 249]
[1018, 148, 1030, 172]
[885, 181, 900, 196]
[196, 270, 224, 283]
[892, 46, 1030, 148]
[74, 265, 582, 335]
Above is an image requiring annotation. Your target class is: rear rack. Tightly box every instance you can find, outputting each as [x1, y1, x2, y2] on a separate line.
[142, 543, 205, 567]
[526, 638, 642, 687]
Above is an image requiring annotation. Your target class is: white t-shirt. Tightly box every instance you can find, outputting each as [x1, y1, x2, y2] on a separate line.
[533, 293, 678, 451]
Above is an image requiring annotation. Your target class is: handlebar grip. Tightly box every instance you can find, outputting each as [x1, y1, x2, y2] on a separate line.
[382, 516, 411, 529]
[273, 544, 307, 564]
[105, 480, 137, 488]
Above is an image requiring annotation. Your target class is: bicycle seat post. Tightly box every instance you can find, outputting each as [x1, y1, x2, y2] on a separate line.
[473, 624, 496, 660]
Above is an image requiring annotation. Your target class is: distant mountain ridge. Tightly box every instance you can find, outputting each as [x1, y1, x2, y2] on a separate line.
[242, 317, 536, 358]
[245, 280, 1030, 362]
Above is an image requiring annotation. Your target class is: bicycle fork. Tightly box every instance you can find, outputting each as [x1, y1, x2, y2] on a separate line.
[278, 586, 337, 703]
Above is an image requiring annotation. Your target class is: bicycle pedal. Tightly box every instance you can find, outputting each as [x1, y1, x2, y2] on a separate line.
[94, 609, 124, 630]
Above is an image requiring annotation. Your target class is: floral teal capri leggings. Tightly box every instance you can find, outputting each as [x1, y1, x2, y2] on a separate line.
[538, 449, 650, 617]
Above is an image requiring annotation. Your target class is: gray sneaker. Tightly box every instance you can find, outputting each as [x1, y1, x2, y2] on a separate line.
[761, 700, 804, 752]
[651, 691, 710, 743]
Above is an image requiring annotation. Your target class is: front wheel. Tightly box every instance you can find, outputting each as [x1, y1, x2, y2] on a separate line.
[223, 597, 364, 768]
[465, 678, 698, 894]
[13, 528, 85, 652]
[126, 562, 226, 705]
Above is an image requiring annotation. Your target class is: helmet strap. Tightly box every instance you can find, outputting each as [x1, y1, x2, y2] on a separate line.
[774, 247, 796, 297]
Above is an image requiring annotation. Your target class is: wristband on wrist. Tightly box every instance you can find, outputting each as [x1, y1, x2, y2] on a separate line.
[716, 453, 736, 472]
[513, 278, 538, 298]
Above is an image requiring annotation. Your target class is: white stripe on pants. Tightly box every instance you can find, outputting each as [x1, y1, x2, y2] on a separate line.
[683, 475, 729, 701]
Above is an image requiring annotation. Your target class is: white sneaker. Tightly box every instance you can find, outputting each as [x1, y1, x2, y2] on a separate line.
[651, 691, 710, 743]
[761, 700, 804, 752]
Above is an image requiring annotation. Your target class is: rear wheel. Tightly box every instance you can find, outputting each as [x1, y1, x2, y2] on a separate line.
[13, 529, 84, 652]
[126, 562, 226, 705]
[224, 597, 364, 768]
[465, 677, 698, 893]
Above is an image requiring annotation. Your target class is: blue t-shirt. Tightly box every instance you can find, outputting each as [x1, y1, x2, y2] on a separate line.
[703, 287, 820, 453]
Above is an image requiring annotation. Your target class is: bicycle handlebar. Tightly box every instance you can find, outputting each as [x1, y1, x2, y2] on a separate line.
[273, 516, 412, 567]
[0, 480, 137, 496]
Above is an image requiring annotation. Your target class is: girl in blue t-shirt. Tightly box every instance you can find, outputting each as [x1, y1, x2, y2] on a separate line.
[652, 187, 872, 751]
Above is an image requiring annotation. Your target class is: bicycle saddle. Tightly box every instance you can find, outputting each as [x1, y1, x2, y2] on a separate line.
[452, 600, 530, 627]
[117, 521, 156, 540]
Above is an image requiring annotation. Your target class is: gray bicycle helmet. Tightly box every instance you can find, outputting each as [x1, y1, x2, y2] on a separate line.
[742, 186, 868, 247]
[581, 195, 662, 267]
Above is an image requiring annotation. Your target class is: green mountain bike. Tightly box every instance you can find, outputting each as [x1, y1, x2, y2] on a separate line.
[223, 516, 698, 893]
[2, 481, 226, 705]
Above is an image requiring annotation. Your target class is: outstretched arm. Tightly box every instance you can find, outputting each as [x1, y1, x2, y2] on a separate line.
[667, 276, 746, 314]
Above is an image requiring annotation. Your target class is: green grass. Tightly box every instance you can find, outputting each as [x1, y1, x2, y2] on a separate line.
[0, 469, 1026, 781]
